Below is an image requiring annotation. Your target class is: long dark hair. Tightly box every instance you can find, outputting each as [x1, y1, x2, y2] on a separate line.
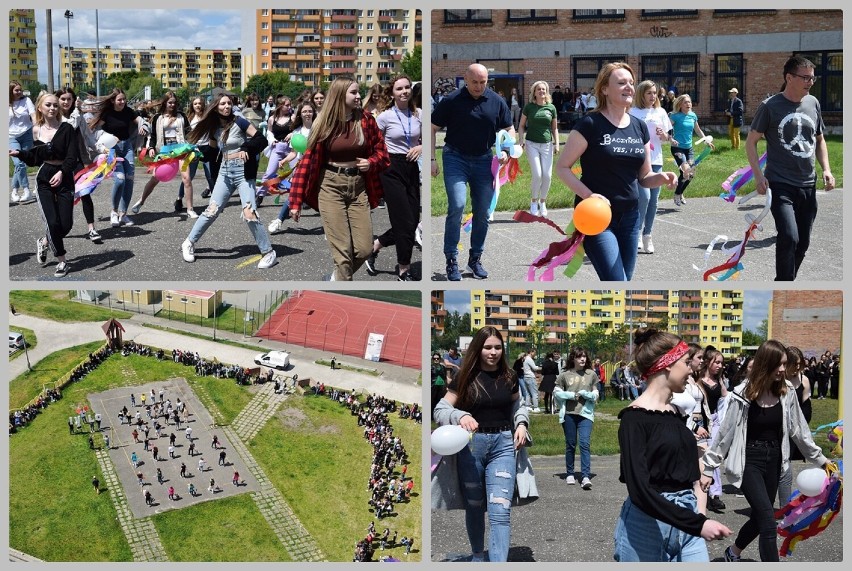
[54, 87, 77, 119]
[745, 340, 788, 400]
[568, 347, 591, 373]
[88, 88, 127, 129]
[454, 327, 511, 410]
[155, 91, 180, 116]
[188, 93, 235, 145]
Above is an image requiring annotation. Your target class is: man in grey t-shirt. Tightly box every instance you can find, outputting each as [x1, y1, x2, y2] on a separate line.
[522, 348, 541, 412]
[746, 55, 835, 281]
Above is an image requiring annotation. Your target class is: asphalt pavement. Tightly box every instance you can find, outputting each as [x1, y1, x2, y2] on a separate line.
[431, 453, 843, 562]
[430, 189, 842, 282]
[8, 172, 421, 282]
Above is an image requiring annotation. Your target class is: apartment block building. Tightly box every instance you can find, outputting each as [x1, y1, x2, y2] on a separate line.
[469, 290, 744, 356]
[58, 45, 243, 92]
[431, 291, 446, 336]
[9, 9, 38, 85]
[255, 8, 421, 87]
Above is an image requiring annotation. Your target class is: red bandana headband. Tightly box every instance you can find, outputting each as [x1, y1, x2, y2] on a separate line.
[642, 341, 689, 380]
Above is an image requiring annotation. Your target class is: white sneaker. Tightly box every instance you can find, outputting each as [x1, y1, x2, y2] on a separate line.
[530, 201, 539, 216]
[488, 211, 494, 222]
[181, 239, 196, 263]
[36, 237, 49, 265]
[120, 215, 134, 226]
[673, 195, 683, 207]
[540, 203, 547, 217]
[566, 475, 576, 485]
[110, 212, 120, 227]
[130, 201, 142, 214]
[531, 407, 541, 413]
[18, 188, 32, 202]
[10, 190, 19, 202]
[581, 477, 592, 490]
[642, 234, 654, 254]
[257, 249, 277, 269]
[414, 224, 423, 248]
[268, 218, 284, 234]
[187, 209, 199, 219]
[638, 237, 644, 251]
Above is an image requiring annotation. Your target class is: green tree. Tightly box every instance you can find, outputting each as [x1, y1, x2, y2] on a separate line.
[572, 324, 611, 360]
[742, 328, 765, 347]
[103, 70, 141, 93]
[23, 81, 46, 97]
[400, 46, 422, 81]
[127, 76, 164, 103]
[756, 318, 768, 340]
[524, 321, 550, 358]
[435, 311, 471, 351]
[244, 72, 309, 101]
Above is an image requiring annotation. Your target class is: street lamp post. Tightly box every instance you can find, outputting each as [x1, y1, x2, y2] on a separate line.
[64, 10, 73, 89]
[22, 333, 32, 372]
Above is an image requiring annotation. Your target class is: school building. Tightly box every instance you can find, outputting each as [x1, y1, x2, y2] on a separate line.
[432, 9, 842, 130]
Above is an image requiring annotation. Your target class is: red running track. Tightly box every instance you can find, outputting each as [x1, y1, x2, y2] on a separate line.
[254, 291, 421, 369]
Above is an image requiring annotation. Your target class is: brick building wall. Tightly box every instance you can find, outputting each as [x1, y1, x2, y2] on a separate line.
[769, 290, 842, 355]
[431, 9, 842, 127]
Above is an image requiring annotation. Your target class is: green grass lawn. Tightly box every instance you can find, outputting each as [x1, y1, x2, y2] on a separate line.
[10, 346, 420, 561]
[251, 394, 422, 561]
[527, 394, 842, 457]
[9, 325, 36, 360]
[10, 291, 133, 322]
[431, 134, 843, 216]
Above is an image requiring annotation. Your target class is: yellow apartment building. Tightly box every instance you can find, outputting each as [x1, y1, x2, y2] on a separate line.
[9, 9, 38, 85]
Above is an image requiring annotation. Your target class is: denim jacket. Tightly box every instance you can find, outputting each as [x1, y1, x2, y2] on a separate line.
[701, 380, 827, 488]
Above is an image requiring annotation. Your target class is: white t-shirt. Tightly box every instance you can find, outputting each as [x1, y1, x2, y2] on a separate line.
[9, 97, 35, 136]
[629, 106, 673, 166]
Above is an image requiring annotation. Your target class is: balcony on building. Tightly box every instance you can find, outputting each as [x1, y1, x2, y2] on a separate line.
[331, 13, 358, 22]
[329, 53, 357, 62]
[331, 40, 356, 48]
[330, 27, 358, 35]
[390, 53, 402, 61]
[330, 66, 356, 74]
[384, 28, 403, 36]
[376, 41, 392, 48]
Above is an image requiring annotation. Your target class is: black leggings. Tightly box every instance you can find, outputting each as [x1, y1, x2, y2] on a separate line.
[375, 154, 420, 266]
[80, 193, 95, 225]
[35, 164, 75, 258]
[736, 441, 782, 561]
[671, 146, 694, 197]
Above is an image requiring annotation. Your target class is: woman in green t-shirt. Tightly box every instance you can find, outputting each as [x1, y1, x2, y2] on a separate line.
[518, 81, 560, 217]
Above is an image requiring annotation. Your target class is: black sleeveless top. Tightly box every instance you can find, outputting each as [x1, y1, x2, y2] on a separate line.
[703, 380, 723, 414]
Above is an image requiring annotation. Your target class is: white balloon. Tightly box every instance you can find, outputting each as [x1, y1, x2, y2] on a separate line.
[705, 135, 714, 144]
[431, 425, 471, 456]
[796, 467, 827, 497]
[510, 144, 524, 159]
[97, 133, 119, 150]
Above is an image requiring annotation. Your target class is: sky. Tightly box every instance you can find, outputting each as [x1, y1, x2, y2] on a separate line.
[32, 10, 249, 85]
[441, 290, 771, 332]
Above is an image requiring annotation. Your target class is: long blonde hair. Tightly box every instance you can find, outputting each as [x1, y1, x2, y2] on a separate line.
[33, 93, 60, 126]
[307, 76, 363, 150]
[528, 81, 552, 105]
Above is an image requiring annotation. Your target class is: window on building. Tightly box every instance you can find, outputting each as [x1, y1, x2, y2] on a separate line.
[261, 9, 268, 16]
[261, 36, 269, 43]
[261, 62, 269, 70]
[796, 50, 843, 113]
[261, 22, 269, 29]
[367, 49, 373, 56]
[574, 55, 626, 92]
[474, 319, 482, 326]
[581, 310, 587, 317]
[572, 9, 625, 20]
[444, 10, 492, 23]
[367, 10, 373, 17]
[714, 54, 744, 112]
[641, 54, 700, 102]
[507, 10, 557, 23]
[641, 9, 698, 17]
[474, 294, 481, 301]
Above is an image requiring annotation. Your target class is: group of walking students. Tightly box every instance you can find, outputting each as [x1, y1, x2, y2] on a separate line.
[8, 74, 422, 280]
[433, 325, 838, 562]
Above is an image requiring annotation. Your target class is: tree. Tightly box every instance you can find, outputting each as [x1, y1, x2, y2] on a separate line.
[572, 324, 611, 361]
[435, 311, 472, 351]
[742, 328, 765, 347]
[243, 72, 309, 102]
[400, 46, 422, 81]
[756, 318, 768, 340]
[524, 321, 550, 358]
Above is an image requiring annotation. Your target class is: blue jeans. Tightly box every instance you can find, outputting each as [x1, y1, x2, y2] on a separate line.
[187, 158, 272, 254]
[583, 207, 640, 280]
[637, 164, 662, 235]
[614, 490, 708, 561]
[455, 430, 516, 562]
[111, 139, 136, 212]
[178, 160, 214, 200]
[521, 376, 538, 408]
[9, 129, 33, 190]
[442, 146, 494, 259]
[562, 414, 592, 480]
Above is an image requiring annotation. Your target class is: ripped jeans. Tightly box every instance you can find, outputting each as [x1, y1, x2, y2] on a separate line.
[186, 158, 272, 254]
[455, 430, 516, 561]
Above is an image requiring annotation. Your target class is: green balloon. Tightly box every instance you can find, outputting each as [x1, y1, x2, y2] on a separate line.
[291, 133, 308, 153]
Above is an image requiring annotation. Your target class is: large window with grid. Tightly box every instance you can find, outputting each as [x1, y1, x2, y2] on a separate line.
[714, 54, 744, 112]
[641, 54, 699, 102]
[796, 51, 842, 113]
[573, 56, 627, 92]
[444, 10, 492, 24]
[507, 10, 557, 23]
[572, 9, 625, 20]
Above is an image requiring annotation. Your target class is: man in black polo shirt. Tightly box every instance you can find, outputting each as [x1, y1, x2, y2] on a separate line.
[431, 63, 514, 281]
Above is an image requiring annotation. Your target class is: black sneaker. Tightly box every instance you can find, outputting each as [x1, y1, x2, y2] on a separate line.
[467, 255, 488, 279]
[708, 495, 726, 513]
[174, 198, 184, 213]
[446, 257, 461, 281]
[377, 198, 386, 209]
[365, 250, 379, 276]
[201, 188, 211, 199]
[54, 261, 69, 278]
[87, 228, 103, 243]
[724, 546, 741, 562]
[397, 271, 416, 282]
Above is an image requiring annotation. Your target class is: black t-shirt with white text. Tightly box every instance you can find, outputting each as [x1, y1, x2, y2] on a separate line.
[573, 113, 649, 214]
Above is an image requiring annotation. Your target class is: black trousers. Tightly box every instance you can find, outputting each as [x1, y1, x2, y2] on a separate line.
[768, 181, 817, 281]
[35, 163, 75, 258]
[376, 154, 420, 266]
[736, 440, 782, 561]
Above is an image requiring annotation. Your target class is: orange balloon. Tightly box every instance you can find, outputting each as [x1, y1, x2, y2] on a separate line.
[573, 197, 612, 235]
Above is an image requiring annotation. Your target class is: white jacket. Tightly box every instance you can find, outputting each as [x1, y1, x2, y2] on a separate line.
[701, 380, 827, 488]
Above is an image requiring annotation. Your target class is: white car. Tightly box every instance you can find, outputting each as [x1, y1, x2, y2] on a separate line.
[254, 350, 291, 370]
